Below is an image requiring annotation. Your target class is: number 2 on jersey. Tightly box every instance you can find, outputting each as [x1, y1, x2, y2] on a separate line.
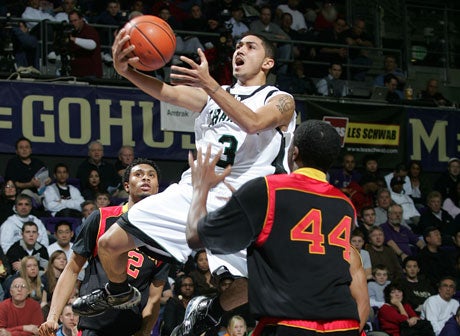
[290, 209, 351, 262]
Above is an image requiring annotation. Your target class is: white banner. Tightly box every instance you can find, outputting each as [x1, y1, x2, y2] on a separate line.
[160, 101, 199, 132]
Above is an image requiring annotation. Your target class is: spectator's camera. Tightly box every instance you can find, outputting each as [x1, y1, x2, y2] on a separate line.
[53, 22, 76, 54]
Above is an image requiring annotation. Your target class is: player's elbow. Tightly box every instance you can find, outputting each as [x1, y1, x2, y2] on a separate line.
[186, 232, 203, 250]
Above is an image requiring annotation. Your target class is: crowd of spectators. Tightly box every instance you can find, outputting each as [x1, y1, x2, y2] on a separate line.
[0, 0, 455, 106]
[328, 152, 460, 335]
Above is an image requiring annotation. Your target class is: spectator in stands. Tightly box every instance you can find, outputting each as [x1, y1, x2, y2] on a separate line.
[358, 206, 376, 242]
[346, 173, 379, 217]
[6, 221, 49, 272]
[54, 0, 77, 22]
[374, 188, 392, 225]
[0, 276, 44, 335]
[41, 250, 67, 307]
[4, 137, 51, 207]
[368, 264, 390, 309]
[351, 229, 372, 279]
[96, 0, 125, 25]
[81, 169, 106, 201]
[182, 4, 208, 34]
[188, 250, 217, 296]
[366, 225, 403, 281]
[56, 304, 79, 336]
[408, 160, 431, 210]
[342, 18, 373, 81]
[161, 275, 197, 336]
[421, 276, 459, 336]
[250, 5, 292, 71]
[366, 226, 403, 281]
[113, 145, 134, 199]
[439, 306, 460, 336]
[378, 282, 425, 336]
[276, 60, 317, 95]
[329, 152, 361, 193]
[400, 256, 435, 314]
[389, 177, 421, 227]
[47, 220, 74, 261]
[79, 200, 96, 231]
[434, 157, 460, 200]
[151, 0, 188, 23]
[384, 162, 411, 196]
[11, 21, 40, 70]
[43, 163, 84, 218]
[76, 140, 119, 193]
[417, 191, 455, 244]
[0, 246, 11, 287]
[226, 5, 249, 40]
[383, 73, 402, 104]
[443, 180, 460, 219]
[418, 227, 455, 289]
[420, 79, 452, 107]
[68, 9, 103, 78]
[276, 0, 309, 33]
[225, 315, 248, 336]
[314, 1, 338, 32]
[22, 0, 59, 30]
[316, 17, 348, 74]
[316, 62, 349, 97]
[94, 191, 111, 208]
[361, 154, 382, 178]
[374, 55, 406, 95]
[0, 180, 17, 225]
[0, 194, 49, 254]
[381, 203, 424, 260]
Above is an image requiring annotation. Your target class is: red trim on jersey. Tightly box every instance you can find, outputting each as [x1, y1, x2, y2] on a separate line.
[254, 172, 357, 248]
[92, 205, 126, 257]
[252, 317, 360, 336]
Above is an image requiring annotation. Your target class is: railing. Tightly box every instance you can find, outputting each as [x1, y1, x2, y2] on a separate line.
[0, 11, 458, 85]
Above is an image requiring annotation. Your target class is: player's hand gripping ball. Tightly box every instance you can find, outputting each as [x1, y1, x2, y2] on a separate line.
[123, 15, 176, 71]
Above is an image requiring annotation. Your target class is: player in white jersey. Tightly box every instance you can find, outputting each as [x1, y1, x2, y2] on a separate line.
[71, 32, 296, 333]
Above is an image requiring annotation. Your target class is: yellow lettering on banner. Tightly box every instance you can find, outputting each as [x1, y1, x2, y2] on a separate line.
[345, 122, 400, 146]
[22, 95, 55, 142]
[97, 99, 135, 146]
[181, 134, 195, 150]
[409, 118, 449, 161]
[141, 101, 174, 148]
[59, 97, 91, 144]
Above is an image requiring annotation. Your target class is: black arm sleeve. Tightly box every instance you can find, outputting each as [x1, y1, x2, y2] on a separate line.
[197, 177, 268, 254]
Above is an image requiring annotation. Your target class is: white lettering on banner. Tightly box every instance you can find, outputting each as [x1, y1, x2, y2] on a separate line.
[409, 118, 449, 161]
[0, 107, 13, 129]
[22, 95, 55, 142]
[59, 97, 91, 144]
[96, 99, 135, 146]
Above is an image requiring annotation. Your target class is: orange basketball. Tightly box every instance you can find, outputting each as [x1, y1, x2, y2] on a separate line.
[123, 15, 176, 71]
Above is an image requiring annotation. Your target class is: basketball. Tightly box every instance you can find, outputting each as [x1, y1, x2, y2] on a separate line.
[123, 15, 176, 71]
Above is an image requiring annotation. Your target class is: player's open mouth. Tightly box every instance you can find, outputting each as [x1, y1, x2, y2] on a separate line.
[140, 184, 151, 190]
[235, 57, 244, 66]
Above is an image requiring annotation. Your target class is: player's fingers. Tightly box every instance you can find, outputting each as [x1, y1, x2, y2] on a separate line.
[188, 150, 195, 169]
[196, 146, 203, 165]
[179, 55, 197, 68]
[204, 144, 213, 164]
[211, 149, 223, 167]
[196, 48, 207, 64]
[223, 179, 235, 193]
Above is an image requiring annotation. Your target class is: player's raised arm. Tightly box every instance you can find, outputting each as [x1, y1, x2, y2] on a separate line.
[111, 28, 208, 113]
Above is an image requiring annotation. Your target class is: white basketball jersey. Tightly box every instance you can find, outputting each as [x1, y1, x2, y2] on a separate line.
[180, 83, 297, 192]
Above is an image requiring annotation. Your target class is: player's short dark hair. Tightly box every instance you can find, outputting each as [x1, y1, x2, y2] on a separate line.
[293, 120, 341, 172]
[242, 32, 276, 61]
[122, 158, 161, 184]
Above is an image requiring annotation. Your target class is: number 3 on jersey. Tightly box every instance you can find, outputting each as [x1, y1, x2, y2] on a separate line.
[217, 135, 238, 168]
[290, 209, 352, 262]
